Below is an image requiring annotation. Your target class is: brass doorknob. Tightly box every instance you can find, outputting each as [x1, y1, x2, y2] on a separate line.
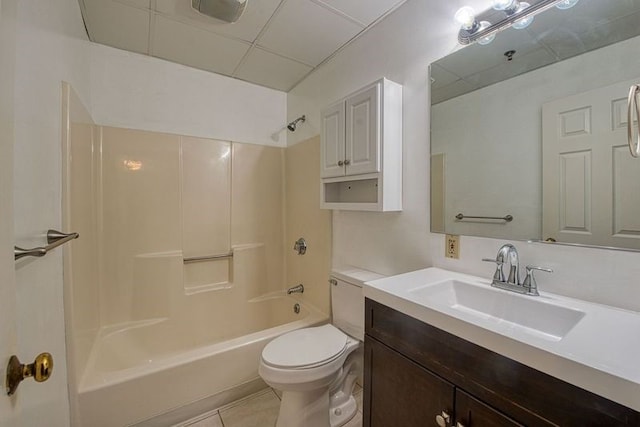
[6, 352, 53, 396]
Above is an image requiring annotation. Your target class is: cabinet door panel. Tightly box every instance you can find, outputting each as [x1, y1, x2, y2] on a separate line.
[365, 338, 454, 427]
[346, 84, 380, 175]
[321, 102, 345, 178]
[455, 390, 522, 427]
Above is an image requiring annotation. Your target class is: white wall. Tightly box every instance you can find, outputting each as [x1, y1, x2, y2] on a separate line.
[90, 44, 288, 147]
[288, 0, 640, 312]
[288, 0, 473, 275]
[12, 0, 91, 425]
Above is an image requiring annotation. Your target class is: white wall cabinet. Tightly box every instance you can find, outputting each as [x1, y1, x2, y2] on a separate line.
[320, 78, 402, 211]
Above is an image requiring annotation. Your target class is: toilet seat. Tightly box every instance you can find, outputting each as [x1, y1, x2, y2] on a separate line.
[262, 324, 348, 370]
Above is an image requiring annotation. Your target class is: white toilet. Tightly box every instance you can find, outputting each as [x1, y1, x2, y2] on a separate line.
[259, 267, 384, 427]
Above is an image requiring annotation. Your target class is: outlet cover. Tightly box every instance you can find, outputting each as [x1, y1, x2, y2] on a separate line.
[445, 234, 460, 259]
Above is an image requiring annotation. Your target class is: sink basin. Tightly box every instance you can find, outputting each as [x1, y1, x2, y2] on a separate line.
[409, 279, 585, 341]
[363, 267, 640, 411]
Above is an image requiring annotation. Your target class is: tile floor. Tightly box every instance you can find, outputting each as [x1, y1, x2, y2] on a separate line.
[177, 386, 363, 427]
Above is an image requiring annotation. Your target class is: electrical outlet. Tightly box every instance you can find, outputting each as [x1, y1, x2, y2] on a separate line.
[445, 234, 460, 259]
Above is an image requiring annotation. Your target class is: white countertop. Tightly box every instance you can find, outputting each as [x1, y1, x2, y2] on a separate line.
[363, 267, 640, 411]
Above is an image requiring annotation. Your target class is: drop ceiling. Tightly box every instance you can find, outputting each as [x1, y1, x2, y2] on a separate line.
[78, 0, 407, 92]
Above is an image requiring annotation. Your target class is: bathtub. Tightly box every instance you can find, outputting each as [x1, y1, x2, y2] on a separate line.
[77, 294, 327, 427]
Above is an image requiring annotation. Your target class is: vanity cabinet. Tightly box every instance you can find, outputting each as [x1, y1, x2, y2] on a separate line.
[320, 78, 402, 211]
[366, 336, 453, 426]
[366, 338, 521, 427]
[363, 299, 640, 427]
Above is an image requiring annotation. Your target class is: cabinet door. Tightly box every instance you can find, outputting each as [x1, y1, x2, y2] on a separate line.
[455, 390, 523, 427]
[321, 101, 346, 178]
[346, 83, 380, 176]
[364, 338, 454, 427]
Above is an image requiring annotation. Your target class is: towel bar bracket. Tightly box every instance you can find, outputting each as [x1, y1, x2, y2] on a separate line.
[14, 229, 79, 261]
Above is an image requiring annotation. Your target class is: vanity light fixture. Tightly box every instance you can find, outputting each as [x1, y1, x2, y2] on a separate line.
[555, 0, 580, 10]
[455, 0, 580, 46]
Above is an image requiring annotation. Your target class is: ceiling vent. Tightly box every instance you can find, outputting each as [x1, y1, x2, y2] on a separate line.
[191, 0, 248, 23]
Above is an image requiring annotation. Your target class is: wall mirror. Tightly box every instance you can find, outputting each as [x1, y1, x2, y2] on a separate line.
[430, 0, 640, 250]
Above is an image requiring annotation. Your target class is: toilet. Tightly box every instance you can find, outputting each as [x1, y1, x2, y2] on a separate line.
[259, 267, 384, 427]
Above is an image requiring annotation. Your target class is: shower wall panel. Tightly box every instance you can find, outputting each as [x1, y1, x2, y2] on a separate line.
[181, 137, 231, 258]
[181, 136, 232, 293]
[231, 143, 285, 299]
[77, 127, 288, 328]
[67, 102, 100, 389]
[99, 127, 181, 325]
[285, 136, 332, 314]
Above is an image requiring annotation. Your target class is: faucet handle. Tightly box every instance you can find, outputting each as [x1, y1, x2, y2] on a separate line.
[522, 265, 553, 296]
[482, 258, 505, 282]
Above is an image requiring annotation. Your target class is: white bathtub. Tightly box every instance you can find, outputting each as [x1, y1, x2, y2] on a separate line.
[77, 295, 327, 427]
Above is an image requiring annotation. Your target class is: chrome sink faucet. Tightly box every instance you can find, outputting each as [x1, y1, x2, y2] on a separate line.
[497, 243, 519, 285]
[483, 244, 552, 296]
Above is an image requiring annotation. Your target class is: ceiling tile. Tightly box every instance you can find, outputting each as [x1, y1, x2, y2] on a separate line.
[437, 28, 545, 80]
[314, 0, 404, 26]
[113, 0, 150, 10]
[83, 0, 150, 54]
[257, 0, 363, 66]
[154, 0, 282, 43]
[152, 15, 251, 76]
[234, 48, 313, 91]
[430, 64, 461, 90]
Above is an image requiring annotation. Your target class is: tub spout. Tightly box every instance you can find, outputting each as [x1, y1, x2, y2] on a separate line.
[287, 284, 304, 295]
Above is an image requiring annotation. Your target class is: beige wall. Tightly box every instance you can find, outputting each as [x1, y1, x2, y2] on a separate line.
[231, 143, 286, 299]
[66, 128, 331, 382]
[285, 136, 332, 314]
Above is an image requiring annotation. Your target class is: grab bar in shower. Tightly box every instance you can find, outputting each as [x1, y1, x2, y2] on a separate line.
[14, 229, 80, 260]
[455, 213, 513, 222]
[183, 251, 233, 264]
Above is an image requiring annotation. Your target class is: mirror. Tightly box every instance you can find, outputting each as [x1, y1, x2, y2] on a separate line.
[430, 0, 640, 250]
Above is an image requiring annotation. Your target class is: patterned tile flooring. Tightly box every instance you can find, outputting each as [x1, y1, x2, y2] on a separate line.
[177, 386, 363, 427]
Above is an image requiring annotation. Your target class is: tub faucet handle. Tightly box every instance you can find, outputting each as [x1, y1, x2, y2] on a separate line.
[293, 238, 307, 255]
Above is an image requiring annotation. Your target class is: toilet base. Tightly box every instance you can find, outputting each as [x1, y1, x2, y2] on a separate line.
[274, 389, 357, 427]
[329, 394, 357, 427]
[276, 388, 329, 427]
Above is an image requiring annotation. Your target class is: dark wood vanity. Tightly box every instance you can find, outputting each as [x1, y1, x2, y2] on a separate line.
[363, 299, 640, 427]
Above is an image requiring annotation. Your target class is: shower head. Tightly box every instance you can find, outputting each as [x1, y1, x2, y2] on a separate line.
[287, 115, 306, 132]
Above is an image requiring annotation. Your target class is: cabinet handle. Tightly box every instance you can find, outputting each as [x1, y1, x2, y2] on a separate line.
[435, 411, 451, 427]
[338, 160, 344, 166]
[344, 159, 351, 165]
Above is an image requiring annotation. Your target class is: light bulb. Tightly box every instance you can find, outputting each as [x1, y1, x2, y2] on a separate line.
[492, 0, 517, 11]
[555, 0, 579, 10]
[476, 21, 496, 45]
[512, 2, 533, 29]
[455, 6, 477, 31]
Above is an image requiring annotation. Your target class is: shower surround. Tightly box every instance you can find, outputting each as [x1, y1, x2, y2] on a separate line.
[62, 85, 331, 426]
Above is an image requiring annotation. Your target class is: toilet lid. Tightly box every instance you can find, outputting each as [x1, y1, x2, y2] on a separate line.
[262, 324, 348, 369]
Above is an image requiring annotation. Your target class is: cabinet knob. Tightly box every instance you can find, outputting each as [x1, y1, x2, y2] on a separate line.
[338, 160, 344, 166]
[344, 159, 351, 165]
[435, 411, 451, 427]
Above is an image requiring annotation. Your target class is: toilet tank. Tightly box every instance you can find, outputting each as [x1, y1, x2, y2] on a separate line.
[331, 267, 385, 341]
